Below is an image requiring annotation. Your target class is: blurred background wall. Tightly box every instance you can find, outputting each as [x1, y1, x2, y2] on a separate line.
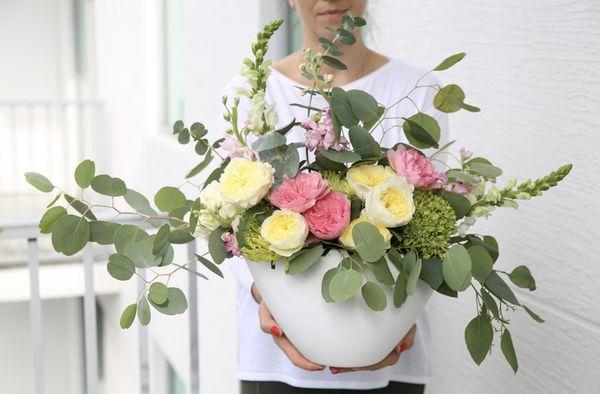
[0, 0, 598, 393]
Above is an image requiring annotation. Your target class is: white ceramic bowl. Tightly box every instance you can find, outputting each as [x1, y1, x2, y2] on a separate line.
[247, 249, 434, 367]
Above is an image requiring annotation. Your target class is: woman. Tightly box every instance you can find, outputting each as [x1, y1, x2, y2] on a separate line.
[222, 1, 449, 392]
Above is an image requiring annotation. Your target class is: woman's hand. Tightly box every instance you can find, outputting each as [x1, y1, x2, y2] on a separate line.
[253, 283, 326, 372]
[329, 324, 417, 374]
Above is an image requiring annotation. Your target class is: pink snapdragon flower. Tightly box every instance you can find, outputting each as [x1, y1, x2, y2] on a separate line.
[268, 172, 330, 213]
[460, 147, 473, 160]
[444, 179, 470, 195]
[221, 231, 241, 256]
[387, 145, 446, 190]
[302, 191, 351, 240]
[301, 109, 349, 153]
[221, 134, 245, 158]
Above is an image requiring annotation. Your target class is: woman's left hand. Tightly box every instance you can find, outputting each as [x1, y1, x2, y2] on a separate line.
[329, 324, 417, 374]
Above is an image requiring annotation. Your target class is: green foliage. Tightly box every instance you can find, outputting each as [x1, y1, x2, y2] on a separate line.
[352, 222, 385, 263]
[149, 287, 188, 315]
[485, 272, 519, 305]
[107, 254, 135, 281]
[397, 190, 457, 260]
[434, 52, 466, 71]
[25, 172, 54, 192]
[149, 282, 168, 305]
[39, 206, 67, 234]
[370, 257, 395, 286]
[120, 304, 137, 329]
[420, 257, 444, 289]
[434, 84, 465, 113]
[402, 113, 440, 149]
[75, 160, 95, 188]
[91, 174, 126, 197]
[287, 245, 324, 275]
[89, 221, 120, 245]
[465, 315, 493, 365]
[259, 145, 300, 181]
[137, 297, 151, 326]
[208, 227, 228, 264]
[468, 245, 493, 282]
[361, 281, 387, 311]
[349, 125, 380, 158]
[64, 194, 97, 220]
[195, 254, 224, 278]
[501, 328, 518, 373]
[154, 187, 186, 212]
[509, 265, 536, 291]
[51, 214, 90, 256]
[442, 244, 472, 291]
[329, 268, 362, 302]
[322, 170, 354, 196]
[522, 305, 545, 323]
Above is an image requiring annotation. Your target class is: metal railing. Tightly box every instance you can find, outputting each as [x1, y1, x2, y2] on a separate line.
[0, 218, 201, 394]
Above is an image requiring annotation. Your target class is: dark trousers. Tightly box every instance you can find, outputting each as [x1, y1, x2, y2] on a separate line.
[241, 380, 425, 394]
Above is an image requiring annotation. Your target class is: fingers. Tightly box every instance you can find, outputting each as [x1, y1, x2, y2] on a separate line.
[331, 324, 418, 374]
[395, 324, 417, 354]
[258, 301, 281, 337]
[273, 335, 325, 371]
[258, 301, 325, 372]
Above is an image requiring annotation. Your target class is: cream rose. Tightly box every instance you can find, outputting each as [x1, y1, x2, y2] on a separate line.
[200, 180, 223, 211]
[193, 212, 220, 239]
[365, 175, 415, 227]
[260, 209, 308, 257]
[220, 157, 274, 209]
[339, 215, 392, 249]
[346, 165, 395, 200]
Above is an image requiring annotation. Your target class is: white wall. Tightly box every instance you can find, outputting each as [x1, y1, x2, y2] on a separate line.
[368, 1, 600, 393]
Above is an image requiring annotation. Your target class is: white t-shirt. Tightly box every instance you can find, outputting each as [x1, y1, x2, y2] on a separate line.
[221, 57, 449, 390]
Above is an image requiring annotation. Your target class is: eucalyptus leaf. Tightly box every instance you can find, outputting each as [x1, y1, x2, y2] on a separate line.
[51, 214, 90, 256]
[321, 268, 338, 302]
[352, 222, 385, 263]
[370, 257, 395, 286]
[348, 126, 380, 158]
[287, 245, 324, 275]
[361, 282, 387, 311]
[46, 192, 62, 208]
[485, 272, 519, 305]
[168, 229, 195, 244]
[137, 297, 151, 326]
[75, 159, 95, 189]
[154, 187, 187, 212]
[522, 305, 545, 323]
[393, 274, 408, 307]
[440, 191, 471, 220]
[347, 90, 379, 123]
[186, 150, 213, 179]
[259, 145, 300, 180]
[322, 55, 347, 70]
[89, 220, 120, 245]
[124, 189, 161, 227]
[468, 245, 493, 282]
[152, 224, 171, 255]
[464, 315, 493, 365]
[434, 84, 465, 113]
[107, 254, 135, 281]
[469, 162, 503, 179]
[208, 227, 228, 264]
[442, 244, 472, 291]
[90, 174, 126, 197]
[329, 269, 363, 302]
[114, 224, 149, 254]
[330, 87, 358, 128]
[252, 132, 287, 152]
[64, 194, 97, 220]
[25, 172, 54, 193]
[149, 282, 169, 305]
[120, 304, 137, 329]
[320, 149, 361, 164]
[480, 288, 500, 319]
[434, 52, 466, 71]
[421, 257, 444, 289]
[406, 258, 422, 296]
[501, 328, 519, 373]
[461, 102, 481, 112]
[124, 237, 163, 268]
[149, 287, 188, 315]
[402, 113, 440, 149]
[195, 254, 224, 278]
[509, 265, 536, 291]
[39, 206, 67, 234]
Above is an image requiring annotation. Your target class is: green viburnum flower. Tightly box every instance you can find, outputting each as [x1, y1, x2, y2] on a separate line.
[397, 190, 457, 260]
[322, 170, 354, 196]
[235, 204, 281, 262]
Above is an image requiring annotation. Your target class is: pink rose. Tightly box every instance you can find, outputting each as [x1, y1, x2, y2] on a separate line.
[268, 172, 330, 213]
[387, 145, 446, 190]
[303, 191, 351, 240]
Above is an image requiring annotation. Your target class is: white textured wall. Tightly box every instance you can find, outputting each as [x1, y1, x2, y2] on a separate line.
[369, 1, 600, 393]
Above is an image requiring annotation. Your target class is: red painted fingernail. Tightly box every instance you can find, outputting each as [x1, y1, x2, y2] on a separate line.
[331, 368, 339, 374]
[270, 326, 282, 337]
[399, 343, 408, 353]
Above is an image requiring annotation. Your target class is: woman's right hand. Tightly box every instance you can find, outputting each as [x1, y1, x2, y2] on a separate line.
[252, 283, 326, 372]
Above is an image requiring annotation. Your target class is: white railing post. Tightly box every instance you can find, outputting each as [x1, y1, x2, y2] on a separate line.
[83, 245, 98, 394]
[187, 240, 200, 394]
[27, 237, 44, 394]
[138, 273, 150, 394]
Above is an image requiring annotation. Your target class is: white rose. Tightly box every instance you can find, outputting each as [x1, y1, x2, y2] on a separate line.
[201, 180, 223, 211]
[365, 175, 415, 227]
[194, 212, 220, 239]
[260, 210, 308, 257]
[219, 157, 274, 209]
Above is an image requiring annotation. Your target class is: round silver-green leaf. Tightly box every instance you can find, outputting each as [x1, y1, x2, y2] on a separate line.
[329, 269, 363, 302]
[107, 254, 135, 281]
[361, 281, 387, 311]
[51, 214, 90, 256]
[39, 206, 67, 234]
[75, 159, 95, 188]
[442, 244, 472, 291]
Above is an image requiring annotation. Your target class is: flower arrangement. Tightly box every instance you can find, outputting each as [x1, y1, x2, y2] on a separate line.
[25, 15, 572, 372]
